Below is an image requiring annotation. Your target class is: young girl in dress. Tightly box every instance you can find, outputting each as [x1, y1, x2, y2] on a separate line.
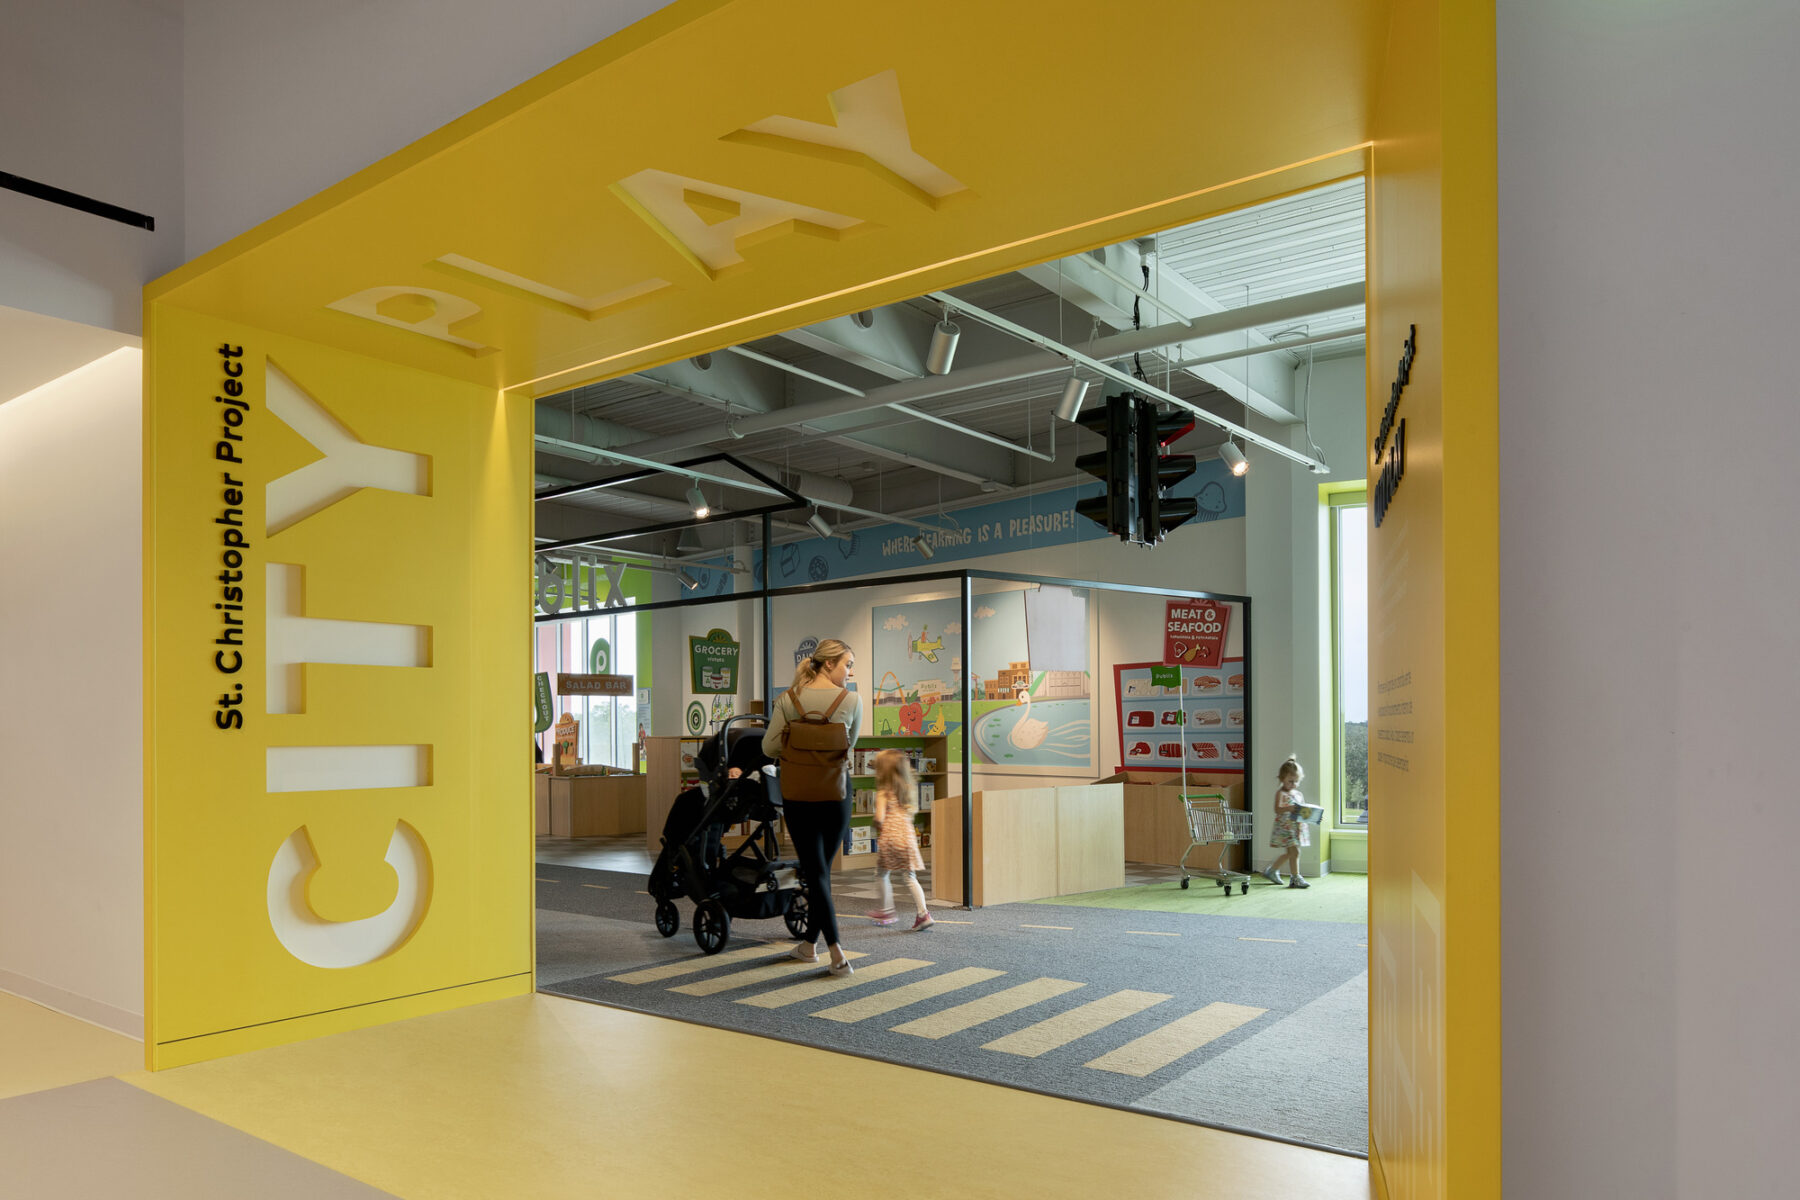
[866, 749, 934, 930]
[1262, 754, 1311, 889]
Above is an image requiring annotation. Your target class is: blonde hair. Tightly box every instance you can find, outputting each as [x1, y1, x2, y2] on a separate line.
[873, 749, 918, 812]
[1277, 754, 1305, 784]
[790, 637, 852, 689]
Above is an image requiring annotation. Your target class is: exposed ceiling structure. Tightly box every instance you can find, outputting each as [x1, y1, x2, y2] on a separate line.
[534, 177, 1366, 568]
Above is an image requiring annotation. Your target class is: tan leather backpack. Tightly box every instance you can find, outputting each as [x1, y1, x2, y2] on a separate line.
[778, 687, 851, 802]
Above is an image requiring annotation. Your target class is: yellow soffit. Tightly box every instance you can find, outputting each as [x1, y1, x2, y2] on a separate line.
[151, 0, 1381, 396]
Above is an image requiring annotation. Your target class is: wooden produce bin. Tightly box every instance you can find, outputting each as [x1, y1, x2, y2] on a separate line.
[546, 773, 647, 838]
[930, 783, 1123, 906]
[535, 772, 551, 836]
[1103, 771, 1246, 872]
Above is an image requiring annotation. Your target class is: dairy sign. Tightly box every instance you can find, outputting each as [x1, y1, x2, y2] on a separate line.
[689, 628, 741, 694]
[1165, 599, 1231, 669]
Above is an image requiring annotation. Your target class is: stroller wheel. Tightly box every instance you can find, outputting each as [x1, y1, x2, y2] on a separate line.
[782, 889, 812, 941]
[654, 901, 679, 938]
[694, 899, 730, 955]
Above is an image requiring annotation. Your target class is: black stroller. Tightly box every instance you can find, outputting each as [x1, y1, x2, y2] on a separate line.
[647, 713, 811, 954]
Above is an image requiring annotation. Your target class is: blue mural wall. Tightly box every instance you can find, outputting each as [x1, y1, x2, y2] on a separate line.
[738, 461, 1245, 589]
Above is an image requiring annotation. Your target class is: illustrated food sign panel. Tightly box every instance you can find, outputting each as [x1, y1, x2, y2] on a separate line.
[688, 628, 741, 694]
[1115, 659, 1248, 773]
[143, 305, 532, 1067]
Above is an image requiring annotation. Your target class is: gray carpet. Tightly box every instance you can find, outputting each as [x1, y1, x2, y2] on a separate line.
[535, 862, 1368, 1156]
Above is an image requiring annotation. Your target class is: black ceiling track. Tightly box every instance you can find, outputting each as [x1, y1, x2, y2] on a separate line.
[1, 170, 155, 231]
[533, 452, 807, 554]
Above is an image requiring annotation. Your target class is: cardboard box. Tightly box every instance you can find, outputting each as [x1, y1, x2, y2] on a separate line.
[1096, 770, 1246, 869]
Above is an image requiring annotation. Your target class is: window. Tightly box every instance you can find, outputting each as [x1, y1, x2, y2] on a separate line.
[1329, 489, 1369, 826]
[534, 612, 639, 769]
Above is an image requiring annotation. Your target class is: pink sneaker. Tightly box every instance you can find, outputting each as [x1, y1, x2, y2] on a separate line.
[911, 912, 936, 931]
[868, 909, 898, 926]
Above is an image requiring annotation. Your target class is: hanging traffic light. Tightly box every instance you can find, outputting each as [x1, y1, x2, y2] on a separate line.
[1138, 403, 1198, 539]
[1074, 395, 1197, 546]
[1074, 393, 1139, 542]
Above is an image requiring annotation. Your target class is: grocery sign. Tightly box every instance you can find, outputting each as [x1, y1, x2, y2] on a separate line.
[689, 628, 741, 694]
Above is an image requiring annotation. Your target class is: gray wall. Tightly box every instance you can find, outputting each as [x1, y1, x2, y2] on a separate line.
[1499, 3, 1799, 1195]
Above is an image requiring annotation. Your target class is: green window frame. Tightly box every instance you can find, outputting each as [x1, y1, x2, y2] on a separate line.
[1326, 485, 1369, 828]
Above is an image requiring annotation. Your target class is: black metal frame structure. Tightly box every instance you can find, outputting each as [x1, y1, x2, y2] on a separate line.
[535, 559, 1253, 910]
[534, 453, 808, 555]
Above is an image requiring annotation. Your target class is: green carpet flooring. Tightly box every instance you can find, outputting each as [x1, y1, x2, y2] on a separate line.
[1026, 872, 1368, 923]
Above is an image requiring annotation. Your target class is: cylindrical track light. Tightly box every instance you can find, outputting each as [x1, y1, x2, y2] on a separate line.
[925, 319, 961, 375]
[914, 535, 935, 560]
[686, 482, 709, 519]
[676, 568, 700, 591]
[807, 510, 833, 539]
[1218, 441, 1249, 477]
[1054, 374, 1090, 423]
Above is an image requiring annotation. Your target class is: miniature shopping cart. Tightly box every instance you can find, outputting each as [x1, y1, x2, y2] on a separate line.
[1178, 794, 1254, 894]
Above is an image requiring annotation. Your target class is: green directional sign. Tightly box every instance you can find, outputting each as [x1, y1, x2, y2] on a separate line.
[589, 638, 611, 674]
[533, 673, 554, 734]
[1150, 664, 1181, 689]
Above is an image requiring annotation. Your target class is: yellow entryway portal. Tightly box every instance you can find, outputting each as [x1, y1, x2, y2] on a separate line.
[142, 2, 1497, 1195]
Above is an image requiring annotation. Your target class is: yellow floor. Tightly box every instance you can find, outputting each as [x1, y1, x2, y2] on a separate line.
[0, 990, 143, 1101]
[127, 993, 1369, 1199]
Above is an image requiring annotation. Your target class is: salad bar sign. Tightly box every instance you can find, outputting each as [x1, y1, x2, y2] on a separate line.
[1164, 599, 1231, 669]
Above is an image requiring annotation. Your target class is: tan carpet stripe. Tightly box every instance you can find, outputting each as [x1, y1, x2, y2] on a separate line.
[607, 944, 787, 985]
[812, 967, 1004, 1024]
[982, 990, 1171, 1058]
[891, 977, 1086, 1040]
[1083, 1002, 1268, 1077]
[668, 951, 872, 996]
[735, 958, 931, 1009]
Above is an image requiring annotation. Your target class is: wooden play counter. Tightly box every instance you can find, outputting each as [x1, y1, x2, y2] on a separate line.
[535, 772, 647, 838]
[929, 783, 1124, 906]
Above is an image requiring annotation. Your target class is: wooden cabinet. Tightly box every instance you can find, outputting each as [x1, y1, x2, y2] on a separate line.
[544, 774, 647, 838]
[930, 783, 1123, 906]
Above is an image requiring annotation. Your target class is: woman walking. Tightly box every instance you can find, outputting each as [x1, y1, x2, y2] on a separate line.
[763, 638, 861, 975]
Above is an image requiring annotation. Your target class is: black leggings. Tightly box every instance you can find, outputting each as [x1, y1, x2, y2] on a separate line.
[784, 797, 851, 946]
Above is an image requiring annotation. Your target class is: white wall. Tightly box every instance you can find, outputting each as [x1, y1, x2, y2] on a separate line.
[181, 0, 674, 258]
[0, 348, 145, 1036]
[1245, 355, 1367, 874]
[0, 0, 185, 334]
[1498, 4, 1799, 1195]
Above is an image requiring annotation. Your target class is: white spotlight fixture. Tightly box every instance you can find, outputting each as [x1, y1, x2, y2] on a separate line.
[686, 482, 709, 519]
[1054, 373, 1090, 423]
[1218, 441, 1249, 477]
[926, 317, 961, 375]
[807, 510, 833, 539]
[677, 526, 703, 553]
[914, 535, 935, 560]
[676, 568, 700, 591]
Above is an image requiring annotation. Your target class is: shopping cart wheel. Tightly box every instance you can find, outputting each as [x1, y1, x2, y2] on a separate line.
[654, 901, 679, 938]
[694, 900, 730, 955]
[1180, 877, 1190, 890]
[1240, 881, 1249, 895]
[1219, 881, 1231, 894]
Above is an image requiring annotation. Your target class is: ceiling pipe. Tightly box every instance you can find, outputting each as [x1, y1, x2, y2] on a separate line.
[596, 283, 1364, 463]
[927, 290, 1326, 471]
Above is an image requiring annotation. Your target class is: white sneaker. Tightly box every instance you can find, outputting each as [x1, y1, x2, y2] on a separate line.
[1260, 866, 1284, 886]
[789, 941, 820, 963]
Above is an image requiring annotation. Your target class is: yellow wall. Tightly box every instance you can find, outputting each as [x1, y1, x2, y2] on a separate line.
[143, 304, 534, 1067]
[1366, 1, 1500, 1195]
